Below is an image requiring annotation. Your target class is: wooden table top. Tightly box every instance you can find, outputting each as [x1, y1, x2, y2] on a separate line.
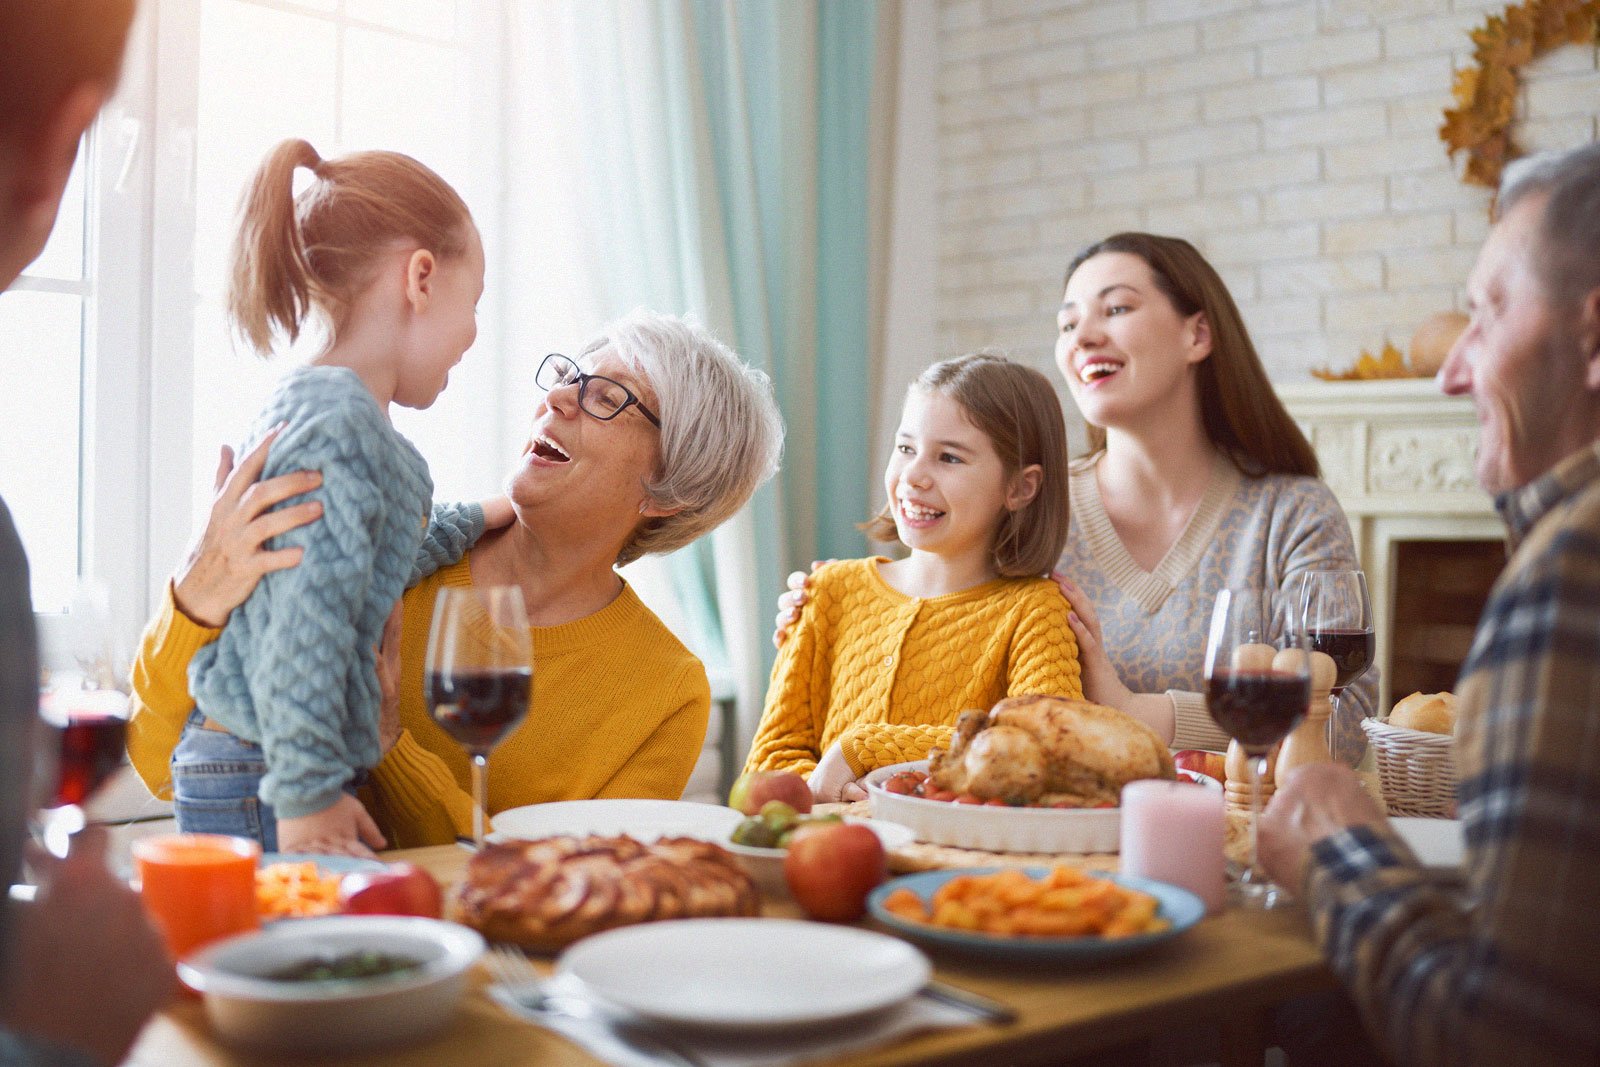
[125, 843, 1335, 1067]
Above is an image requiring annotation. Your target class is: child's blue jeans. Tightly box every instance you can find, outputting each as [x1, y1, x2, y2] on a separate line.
[170, 710, 278, 852]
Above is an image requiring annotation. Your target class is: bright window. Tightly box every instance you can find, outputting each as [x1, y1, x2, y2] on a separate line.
[0, 154, 91, 614]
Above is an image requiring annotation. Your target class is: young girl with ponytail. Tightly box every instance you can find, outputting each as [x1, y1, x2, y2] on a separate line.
[171, 139, 486, 856]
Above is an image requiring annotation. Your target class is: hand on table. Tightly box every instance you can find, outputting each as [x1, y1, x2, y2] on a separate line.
[1258, 762, 1388, 890]
[277, 792, 386, 858]
[809, 743, 868, 803]
[2, 825, 175, 1067]
[173, 425, 323, 628]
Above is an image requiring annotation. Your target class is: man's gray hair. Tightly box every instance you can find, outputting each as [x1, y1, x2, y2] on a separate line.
[1499, 142, 1600, 304]
[580, 310, 784, 566]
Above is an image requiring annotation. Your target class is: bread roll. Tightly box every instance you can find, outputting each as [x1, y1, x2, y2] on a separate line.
[1389, 691, 1457, 734]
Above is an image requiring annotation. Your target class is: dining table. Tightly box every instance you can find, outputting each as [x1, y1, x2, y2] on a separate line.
[123, 839, 1339, 1067]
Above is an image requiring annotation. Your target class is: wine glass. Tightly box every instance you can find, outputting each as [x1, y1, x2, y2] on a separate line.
[36, 579, 131, 856]
[1295, 570, 1373, 766]
[424, 586, 533, 848]
[1204, 588, 1310, 909]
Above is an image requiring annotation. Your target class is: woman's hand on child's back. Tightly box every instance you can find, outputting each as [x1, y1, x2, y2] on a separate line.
[276, 794, 386, 858]
[772, 560, 835, 649]
[173, 425, 324, 628]
[1052, 573, 1135, 711]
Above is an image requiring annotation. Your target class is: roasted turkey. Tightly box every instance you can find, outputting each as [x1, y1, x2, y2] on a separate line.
[927, 694, 1175, 806]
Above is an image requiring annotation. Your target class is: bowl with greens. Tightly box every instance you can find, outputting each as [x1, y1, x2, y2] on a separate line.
[177, 914, 483, 1053]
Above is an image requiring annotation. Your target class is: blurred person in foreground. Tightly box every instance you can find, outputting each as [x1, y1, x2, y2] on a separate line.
[0, 2, 176, 1065]
[1260, 142, 1600, 1066]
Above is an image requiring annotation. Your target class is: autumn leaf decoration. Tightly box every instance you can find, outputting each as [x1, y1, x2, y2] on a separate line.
[1312, 342, 1414, 382]
[1440, 0, 1600, 189]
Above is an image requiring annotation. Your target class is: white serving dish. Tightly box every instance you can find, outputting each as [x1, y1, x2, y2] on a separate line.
[722, 817, 915, 898]
[864, 760, 1124, 853]
[489, 799, 742, 844]
[177, 915, 483, 1054]
[558, 918, 929, 1030]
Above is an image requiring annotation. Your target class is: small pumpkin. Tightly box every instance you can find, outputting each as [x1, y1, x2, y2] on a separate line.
[1409, 310, 1470, 377]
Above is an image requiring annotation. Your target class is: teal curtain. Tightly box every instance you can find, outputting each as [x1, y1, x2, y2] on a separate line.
[814, 2, 876, 564]
[681, 0, 877, 676]
[521, 0, 880, 728]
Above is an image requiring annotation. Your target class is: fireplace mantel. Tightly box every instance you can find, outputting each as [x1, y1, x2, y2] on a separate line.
[1277, 379, 1501, 712]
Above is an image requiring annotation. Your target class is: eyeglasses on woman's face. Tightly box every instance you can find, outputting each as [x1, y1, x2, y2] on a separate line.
[535, 353, 662, 428]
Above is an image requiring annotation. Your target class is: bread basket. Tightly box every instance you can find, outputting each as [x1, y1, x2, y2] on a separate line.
[1361, 717, 1457, 818]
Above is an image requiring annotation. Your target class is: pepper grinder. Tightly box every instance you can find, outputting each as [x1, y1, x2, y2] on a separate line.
[1275, 650, 1337, 783]
[1224, 739, 1279, 813]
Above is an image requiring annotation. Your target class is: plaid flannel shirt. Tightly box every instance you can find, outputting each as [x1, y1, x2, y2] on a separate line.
[1302, 441, 1600, 1066]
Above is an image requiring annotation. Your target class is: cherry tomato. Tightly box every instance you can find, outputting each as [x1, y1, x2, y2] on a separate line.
[883, 772, 921, 795]
[984, 798, 1009, 807]
[953, 794, 983, 805]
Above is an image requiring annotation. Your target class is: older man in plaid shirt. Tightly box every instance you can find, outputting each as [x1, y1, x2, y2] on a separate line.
[1260, 142, 1600, 1066]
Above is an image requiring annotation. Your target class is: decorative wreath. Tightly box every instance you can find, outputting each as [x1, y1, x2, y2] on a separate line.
[1439, 0, 1600, 189]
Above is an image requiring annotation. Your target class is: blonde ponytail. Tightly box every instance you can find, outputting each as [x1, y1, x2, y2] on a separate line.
[226, 138, 473, 357]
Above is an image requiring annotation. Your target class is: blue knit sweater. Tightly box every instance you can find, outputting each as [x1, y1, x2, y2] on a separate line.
[188, 366, 482, 819]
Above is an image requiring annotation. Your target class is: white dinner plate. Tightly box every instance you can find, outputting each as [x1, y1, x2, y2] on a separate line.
[557, 918, 929, 1030]
[489, 799, 743, 844]
[1388, 817, 1464, 869]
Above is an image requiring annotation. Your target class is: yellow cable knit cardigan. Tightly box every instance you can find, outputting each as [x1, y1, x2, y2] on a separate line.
[744, 558, 1082, 780]
[126, 560, 710, 847]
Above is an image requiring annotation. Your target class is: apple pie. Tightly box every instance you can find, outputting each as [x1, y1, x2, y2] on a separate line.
[452, 834, 759, 951]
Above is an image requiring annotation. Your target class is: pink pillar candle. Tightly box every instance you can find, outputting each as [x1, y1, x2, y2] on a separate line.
[1119, 779, 1226, 915]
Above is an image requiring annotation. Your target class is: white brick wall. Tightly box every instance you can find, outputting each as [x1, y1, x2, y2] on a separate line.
[933, 0, 1600, 390]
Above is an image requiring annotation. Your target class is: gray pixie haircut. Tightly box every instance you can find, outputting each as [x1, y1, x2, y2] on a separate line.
[1499, 142, 1600, 305]
[578, 310, 785, 566]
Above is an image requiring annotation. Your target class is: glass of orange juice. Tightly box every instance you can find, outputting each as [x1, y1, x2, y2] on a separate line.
[132, 833, 261, 961]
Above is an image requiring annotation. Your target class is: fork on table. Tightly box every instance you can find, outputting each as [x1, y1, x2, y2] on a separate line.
[483, 944, 706, 1067]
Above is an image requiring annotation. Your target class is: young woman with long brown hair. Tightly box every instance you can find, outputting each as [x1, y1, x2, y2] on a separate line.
[1053, 232, 1371, 755]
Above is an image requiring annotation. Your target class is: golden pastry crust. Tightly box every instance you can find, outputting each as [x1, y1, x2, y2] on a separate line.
[451, 835, 759, 952]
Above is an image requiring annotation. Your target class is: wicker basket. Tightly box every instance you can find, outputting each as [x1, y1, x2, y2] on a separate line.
[1362, 717, 1457, 818]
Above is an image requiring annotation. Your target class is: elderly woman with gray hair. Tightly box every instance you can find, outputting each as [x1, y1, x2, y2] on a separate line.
[127, 310, 783, 850]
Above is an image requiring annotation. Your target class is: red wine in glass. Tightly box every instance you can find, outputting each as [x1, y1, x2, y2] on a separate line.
[426, 668, 532, 755]
[49, 713, 129, 807]
[424, 586, 533, 848]
[1205, 670, 1310, 752]
[1302, 628, 1374, 694]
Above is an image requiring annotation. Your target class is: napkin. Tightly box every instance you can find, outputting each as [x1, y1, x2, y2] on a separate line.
[494, 972, 990, 1067]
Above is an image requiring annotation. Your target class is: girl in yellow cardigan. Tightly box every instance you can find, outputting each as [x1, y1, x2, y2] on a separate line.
[745, 353, 1082, 801]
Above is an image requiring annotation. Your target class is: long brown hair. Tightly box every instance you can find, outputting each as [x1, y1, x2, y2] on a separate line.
[864, 353, 1071, 578]
[229, 139, 473, 356]
[1064, 232, 1318, 478]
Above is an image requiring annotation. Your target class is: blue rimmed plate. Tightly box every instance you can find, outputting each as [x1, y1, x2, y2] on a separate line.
[867, 867, 1204, 962]
[259, 853, 386, 875]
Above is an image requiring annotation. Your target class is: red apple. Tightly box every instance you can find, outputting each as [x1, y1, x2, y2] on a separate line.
[338, 863, 443, 919]
[728, 770, 813, 817]
[783, 822, 886, 922]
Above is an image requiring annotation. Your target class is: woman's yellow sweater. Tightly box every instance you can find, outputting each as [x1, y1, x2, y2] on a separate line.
[126, 560, 710, 847]
[743, 558, 1082, 779]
